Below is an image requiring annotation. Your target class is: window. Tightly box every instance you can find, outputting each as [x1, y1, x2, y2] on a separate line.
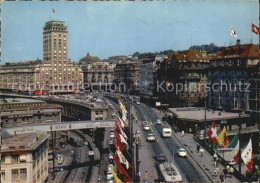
[1, 171, 5, 181]
[11, 169, 19, 180]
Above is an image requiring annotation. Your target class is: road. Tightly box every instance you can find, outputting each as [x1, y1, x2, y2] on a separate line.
[130, 101, 210, 182]
[62, 131, 90, 183]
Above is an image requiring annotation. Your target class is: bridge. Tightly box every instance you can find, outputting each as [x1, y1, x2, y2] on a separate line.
[2, 120, 115, 136]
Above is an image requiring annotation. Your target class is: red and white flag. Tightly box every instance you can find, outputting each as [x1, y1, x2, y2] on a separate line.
[207, 122, 218, 145]
[241, 139, 253, 173]
[252, 23, 259, 35]
[111, 153, 131, 180]
[115, 121, 128, 140]
[115, 145, 130, 169]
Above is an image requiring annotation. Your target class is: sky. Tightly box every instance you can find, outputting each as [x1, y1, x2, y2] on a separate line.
[1, 0, 259, 63]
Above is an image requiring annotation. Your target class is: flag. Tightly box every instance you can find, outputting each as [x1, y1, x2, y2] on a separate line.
[118, 115, 126, 129]
[252, 23, 259, 35]
[217, 126, 229, 147]
[207, 122, 218, 145]
[123, 176, 131, 183]
[109, 165, 122, 183]
[115, 121, 128, 140]
[224, 133, 239, 163]
[230, 27, 238, 38]
[52, 8, 56, 13]
[114, 131, 124, 152]
[119, 133, 129, 150]
[167, 81, 173, 89]
[241, 139, 253, 173]
[115, 144, 130, 169]
[111, 153, 131, 180]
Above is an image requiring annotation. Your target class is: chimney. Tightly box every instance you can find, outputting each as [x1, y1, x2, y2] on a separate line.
[236, 39, 240, 46]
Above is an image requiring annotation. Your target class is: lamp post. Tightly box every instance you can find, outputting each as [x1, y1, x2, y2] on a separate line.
[204, 101, 207, 145]
[238, 112, 242, 181]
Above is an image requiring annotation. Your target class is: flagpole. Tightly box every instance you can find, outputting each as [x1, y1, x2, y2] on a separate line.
[238, 112, 242, 181]
[204, 101, 207, 145]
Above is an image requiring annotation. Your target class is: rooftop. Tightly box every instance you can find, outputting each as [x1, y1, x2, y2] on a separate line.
[0, 97, 46, 105]
[168, 107, 250, 122]
[1, 132, 49, 152]
[214, 44, 259, 60]
[170, 49, 209, 62]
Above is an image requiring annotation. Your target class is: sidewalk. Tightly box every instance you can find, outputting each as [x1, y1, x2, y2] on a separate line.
[153, 108, 240, 183]
[131, 105, 159, 183]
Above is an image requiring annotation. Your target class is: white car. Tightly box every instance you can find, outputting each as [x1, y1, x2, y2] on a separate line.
[147, 134, 156, 141]
[177, 148, 187, 157]
[109, 153, 113, 160]
[110, 132, 115, 139]
[143, 125, 151, 131]
[107, 166, 114, 179]
[88, 151, 94, 156]
[156, 119, 163, 125]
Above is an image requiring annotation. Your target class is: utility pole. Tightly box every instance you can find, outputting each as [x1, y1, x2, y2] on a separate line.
[126, 68, 135, 182]
[238, 112, 242, 181]
[204, 101, 207, 145]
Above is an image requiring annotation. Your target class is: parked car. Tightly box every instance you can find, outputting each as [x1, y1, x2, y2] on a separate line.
[156, 119, 163, 125]
[88, 150, 94, 156]
[143, 125, 151, 131]
[177, 148, 187, 157]
[147, 134, 156, 141]
[110, 132, 115, 139]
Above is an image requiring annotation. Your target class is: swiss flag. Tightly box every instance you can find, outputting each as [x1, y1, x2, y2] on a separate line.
[252, 23, 259, 35]
[207, 122, 218, 145]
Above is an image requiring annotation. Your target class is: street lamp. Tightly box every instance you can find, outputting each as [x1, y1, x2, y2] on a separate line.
[238, 112, 242, 181]
[204, 101, 207, 145]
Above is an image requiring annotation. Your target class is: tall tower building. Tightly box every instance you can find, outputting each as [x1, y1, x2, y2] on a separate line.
[43, 20, 68, 65]
[40, 20, 83, 93]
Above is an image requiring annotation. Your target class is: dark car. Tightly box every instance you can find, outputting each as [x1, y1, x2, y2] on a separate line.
[156, 152, 165, 161]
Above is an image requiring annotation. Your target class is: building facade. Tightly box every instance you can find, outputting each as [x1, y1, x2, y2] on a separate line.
[114, 59, 140, 94]
[0, 60, 41, 93]
[139, 55, 166, 97]
[156, 50, 210, 107]
[208, 43, 259, 111]
[81, 61, 116, 91]
[1, 133, 49, 183]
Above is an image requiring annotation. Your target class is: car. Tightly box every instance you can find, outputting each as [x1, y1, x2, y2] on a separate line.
[88, 150, 94, 156]
[110, 132, 115, 139]
[156, 119, 163, 125]
[228, 159, 237, 165]
[143, 125, 151, 131]
[109, 140, 113, 145]
[156, 152, 165, 161]
[177, 148, 187, 157]
[107, 166, 114, 179]
[147, 134, 156, 141]
[107, 178, 114, 183]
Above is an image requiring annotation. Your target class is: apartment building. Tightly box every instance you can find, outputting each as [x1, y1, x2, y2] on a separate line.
[1, 133, 49, 183]
[208, 43, 259, 111]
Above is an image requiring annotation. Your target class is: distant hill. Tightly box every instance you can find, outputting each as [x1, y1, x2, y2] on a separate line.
[132, 49, 174, 59]
[189, 43, 220, 54]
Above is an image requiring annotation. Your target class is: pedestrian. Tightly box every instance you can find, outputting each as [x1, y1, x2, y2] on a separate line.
[138, 171, 141, 181]
[220, 172, 224, 182]
[230, 166, 234, 178]
[197, 145, 200, 153]
[223, 168, 227, 179]
[144, 171, 148, 182]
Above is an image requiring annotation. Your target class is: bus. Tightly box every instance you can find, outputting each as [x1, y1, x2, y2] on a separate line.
[162, 128, 172, 138]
